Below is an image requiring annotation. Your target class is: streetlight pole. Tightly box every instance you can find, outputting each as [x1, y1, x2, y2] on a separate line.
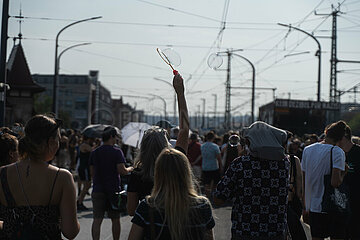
[232, 53, 256, 123]
[278, 23, 322, 102]
[201, 98, 206, 129]
[212, 93, 217, 128]
[153, 77, 177, 124]
[53, 16, 102, 116]
[149, 93, 167, 120]
[55, 43, 90, 115]
[58, 43, 91, 63]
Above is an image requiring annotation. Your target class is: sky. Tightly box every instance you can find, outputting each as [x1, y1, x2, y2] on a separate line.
[3, 0, 360, 118]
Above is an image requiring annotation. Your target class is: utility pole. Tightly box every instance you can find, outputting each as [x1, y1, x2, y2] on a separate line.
[225, 51, 231, 129]
[201, 98, 206, 129]
[337, 83, 360, 102]
[212, 94, 217, 129]
[315, 7, 340, 102]
[355, 87, 357, 103]
[0, 0, 9, 126]
[330, 9, 339, 102]
[196, 105, 200, 129]
[317, 6, 360, 103]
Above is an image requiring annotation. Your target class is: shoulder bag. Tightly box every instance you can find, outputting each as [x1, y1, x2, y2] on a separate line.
[321, 146, 350, 215]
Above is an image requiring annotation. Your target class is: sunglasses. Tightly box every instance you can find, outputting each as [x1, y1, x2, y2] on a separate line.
[47, 118, 63, 139]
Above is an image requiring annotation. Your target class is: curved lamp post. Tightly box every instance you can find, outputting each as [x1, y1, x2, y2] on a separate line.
[232, 53, 255, 123]
[153, 77, 176, 123]
[209, 50, 256, 125]
[149, 93, 167, 120]
[278, 23, 322, 102]
[53, 16, 102, 115]
[58, 42, 91, 64]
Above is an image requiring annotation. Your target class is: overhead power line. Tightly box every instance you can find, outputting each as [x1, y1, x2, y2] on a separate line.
[187, 0, 232, 89]
[11, 16, 289, 30]
[134, 0, 221, 22]
[21, 36, 359, 55]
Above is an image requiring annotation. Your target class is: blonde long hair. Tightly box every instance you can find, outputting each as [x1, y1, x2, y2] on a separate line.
[148, 147, 207, 240]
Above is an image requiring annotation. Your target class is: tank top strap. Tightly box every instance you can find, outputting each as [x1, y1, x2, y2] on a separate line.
[48, 168, 61, 206]
[0, 167, 16, 207]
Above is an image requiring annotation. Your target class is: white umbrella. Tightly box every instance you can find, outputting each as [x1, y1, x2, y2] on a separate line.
[121, 122, 151, 148]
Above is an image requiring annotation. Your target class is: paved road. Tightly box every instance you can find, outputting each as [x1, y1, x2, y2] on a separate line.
[75, 195, 233, 240]
[74, 195, 318, 240]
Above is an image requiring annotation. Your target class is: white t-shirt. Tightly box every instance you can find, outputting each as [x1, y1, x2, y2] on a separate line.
[301, 143, 345, 213]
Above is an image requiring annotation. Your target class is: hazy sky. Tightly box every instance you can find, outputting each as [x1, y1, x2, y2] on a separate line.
[3, 0, 360, 117]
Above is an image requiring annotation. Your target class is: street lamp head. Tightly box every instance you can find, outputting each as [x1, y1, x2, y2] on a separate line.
[90, 16, 103, 20]
[277, 22, 289, 27]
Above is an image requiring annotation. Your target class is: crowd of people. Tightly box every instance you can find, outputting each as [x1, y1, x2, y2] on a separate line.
[0, 72, 359, 240]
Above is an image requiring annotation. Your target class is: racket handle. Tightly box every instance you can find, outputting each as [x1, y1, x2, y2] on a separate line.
[173, 70, 178, 75]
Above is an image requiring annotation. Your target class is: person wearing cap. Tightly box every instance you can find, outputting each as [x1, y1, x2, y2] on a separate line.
[156, 120, 177, 147]
[155, 120, 174, 136]
[89, 126, 134, 240]
[214, 121, 290, 240]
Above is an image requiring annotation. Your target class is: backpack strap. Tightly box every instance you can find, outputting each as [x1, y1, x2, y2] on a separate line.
[0, 167, 16, 207]
[48, 168, 61, 206]
[329, 146, 334, 177]
[289, 154, 297, 193]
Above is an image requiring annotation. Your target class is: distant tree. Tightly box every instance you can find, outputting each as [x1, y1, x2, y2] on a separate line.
[58, 110, 71, 129]
[348, 113, 360, 136]
[34, 94, 52, 114]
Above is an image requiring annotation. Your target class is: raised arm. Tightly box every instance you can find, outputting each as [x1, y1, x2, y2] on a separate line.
[173, 73, 189, 154]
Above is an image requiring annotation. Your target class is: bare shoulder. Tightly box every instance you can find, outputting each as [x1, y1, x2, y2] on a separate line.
[0, 162, 17, 174]
[50, 166, 74, 184]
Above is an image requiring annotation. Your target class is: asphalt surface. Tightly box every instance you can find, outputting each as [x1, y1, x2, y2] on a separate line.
[73, 192, 317, 240]
[75, 194, 233, 240]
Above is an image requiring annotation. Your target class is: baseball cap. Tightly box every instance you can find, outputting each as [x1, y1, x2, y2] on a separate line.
[102, 126, 121, 139]
[155, 120, 174, 129]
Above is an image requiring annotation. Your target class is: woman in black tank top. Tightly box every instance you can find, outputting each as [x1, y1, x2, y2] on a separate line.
[0, 115, 80, 239]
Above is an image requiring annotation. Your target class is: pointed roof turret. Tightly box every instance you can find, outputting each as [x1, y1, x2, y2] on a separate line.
[6, 42, 45, 93]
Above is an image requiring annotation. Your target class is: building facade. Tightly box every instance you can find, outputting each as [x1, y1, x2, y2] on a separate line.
[112, 97, 144, 129]
[33, 71, 143, 130]
[33, 71, 116, 129]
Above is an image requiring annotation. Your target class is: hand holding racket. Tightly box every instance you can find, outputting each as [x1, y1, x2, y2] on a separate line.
[156, 48, 181, 75]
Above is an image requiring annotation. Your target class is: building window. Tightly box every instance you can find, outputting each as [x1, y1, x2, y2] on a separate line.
[9, 90, 20, 96]
[75, 101, 88, 110]
[20, 91, 31, 97]
[78, 78, 86, 84]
